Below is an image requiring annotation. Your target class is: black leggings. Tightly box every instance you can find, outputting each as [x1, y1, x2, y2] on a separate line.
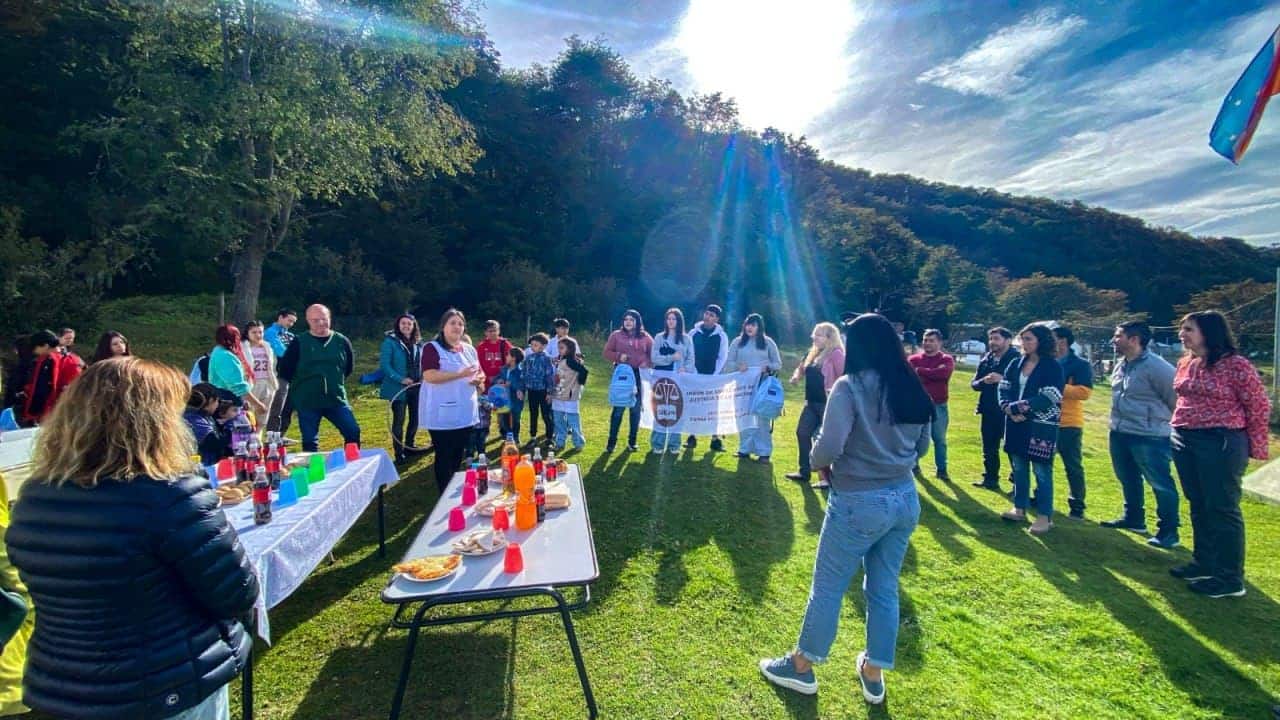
[427, 427, 471, 495]
[390, 386, 420, 455]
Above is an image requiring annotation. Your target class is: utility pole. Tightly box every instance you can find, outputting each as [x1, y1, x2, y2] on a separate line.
[1273, 267, 1279, 400]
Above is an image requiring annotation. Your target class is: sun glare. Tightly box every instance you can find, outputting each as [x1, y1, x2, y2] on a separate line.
[674, 0, 862, 133]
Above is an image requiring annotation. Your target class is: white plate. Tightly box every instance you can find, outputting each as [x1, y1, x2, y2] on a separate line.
[395, 562, 460, 584]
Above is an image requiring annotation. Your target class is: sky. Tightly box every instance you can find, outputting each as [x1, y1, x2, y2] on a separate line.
[479, 0, 1280, 244]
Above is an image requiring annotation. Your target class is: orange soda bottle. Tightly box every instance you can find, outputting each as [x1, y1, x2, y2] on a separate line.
[514, 456, 537, 530]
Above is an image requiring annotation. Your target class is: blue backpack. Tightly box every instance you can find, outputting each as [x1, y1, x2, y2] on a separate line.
[488, 384, 511, 414]
[751, 375, 785, 420]
[608, 364, 638, 407]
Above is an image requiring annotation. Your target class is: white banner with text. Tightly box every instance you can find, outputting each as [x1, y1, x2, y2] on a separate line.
[638, 368, 762, 436]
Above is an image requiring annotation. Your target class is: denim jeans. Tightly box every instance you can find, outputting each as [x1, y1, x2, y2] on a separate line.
[650, 429, 683, 451]
[1010, 453, 1054, 517]
[797, 481, 919, 669]
[926, 402, 949, 474]
[296, 405, 361, 452]
[608, 397, 642, 448]
[738, 414, 773, 457]
[554, 410, 586, 449]
[164, 685, 229, 720]
[1109, 431, 1179, 535]
[1057, 427, 1086, 514]
[1172, 428, 1249, 584]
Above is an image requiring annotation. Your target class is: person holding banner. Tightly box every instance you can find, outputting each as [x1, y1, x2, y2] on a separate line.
[759, 313, 932, 705]
[604, 310, 653, 453]
[687, 304, 730, 451]
[724, 313, 782, 461]
[786, 322, 845, 486]
[649, 308, 696, 455]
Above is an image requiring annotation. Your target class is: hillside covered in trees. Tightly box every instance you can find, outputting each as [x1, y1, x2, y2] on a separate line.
[1, 1, 1273, 344]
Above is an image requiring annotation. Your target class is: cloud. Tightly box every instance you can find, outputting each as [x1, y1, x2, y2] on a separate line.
[917, 9, 1087, 98]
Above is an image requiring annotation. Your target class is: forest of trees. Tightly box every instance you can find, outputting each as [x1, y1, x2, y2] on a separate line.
[2, 1, 1275, 345]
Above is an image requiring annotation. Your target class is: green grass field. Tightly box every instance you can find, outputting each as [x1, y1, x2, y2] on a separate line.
[50, 296, 1280, 719]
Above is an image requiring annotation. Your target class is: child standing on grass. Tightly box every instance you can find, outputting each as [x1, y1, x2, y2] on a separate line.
[498, 347, 525, 443]
[552, 338, 589, 451]
[522, 333, 556, 443]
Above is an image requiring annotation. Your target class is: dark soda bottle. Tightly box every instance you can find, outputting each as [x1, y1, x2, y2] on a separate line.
[235, 442, 250, 484]
[532, 447, 544, 478]
[534, 474, 546, 523]
[476, 452, 489, 495]
[252, 467, 272, 525]
[265, 456, 281, 490]
[545, 450, 557, 483]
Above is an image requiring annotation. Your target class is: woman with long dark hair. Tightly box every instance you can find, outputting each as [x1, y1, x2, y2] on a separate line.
[418, 309, 483, 494]
[208, 324, 267, 419]
[723, 313, 782, 460]
[90, 331, 130, 363]
[603, 309, 653, 453]
[649, 307, 696, 455]
[1170, 310, 1270, 598]
[759, 314, 932, 706]
[998, 323, 1064, 535]
[380, 313, 425, 463]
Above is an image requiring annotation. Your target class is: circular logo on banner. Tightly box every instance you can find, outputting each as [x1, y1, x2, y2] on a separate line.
[651, 377, 683, 428]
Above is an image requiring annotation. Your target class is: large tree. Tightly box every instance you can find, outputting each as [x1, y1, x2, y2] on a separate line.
[80, 0, 481, 322]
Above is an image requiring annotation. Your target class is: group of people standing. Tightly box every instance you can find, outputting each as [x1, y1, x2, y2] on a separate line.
[760, 309, 1271, 709]
[3, 328, 131, 427]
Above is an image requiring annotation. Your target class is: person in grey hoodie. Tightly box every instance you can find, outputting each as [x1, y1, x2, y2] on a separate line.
[1102, 320, 1180, 548]
[649, 307, 696, 455]
[758, 313, 933, 706]
[723, 313, 783, 460]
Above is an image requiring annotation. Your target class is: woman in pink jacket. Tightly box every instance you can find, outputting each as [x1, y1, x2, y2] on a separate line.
[603, 309, 653, 452]
[787, 322, 846, 487]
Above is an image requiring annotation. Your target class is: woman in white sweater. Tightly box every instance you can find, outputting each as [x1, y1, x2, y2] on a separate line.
[649, 308, 696, 455]
[723, 313, 782, 461]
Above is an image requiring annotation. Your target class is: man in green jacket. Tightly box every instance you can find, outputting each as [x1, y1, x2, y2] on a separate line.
[278, 304, 360, 452]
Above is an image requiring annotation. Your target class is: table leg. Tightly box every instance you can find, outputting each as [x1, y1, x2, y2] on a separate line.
[242, 634, 254, 720]
[378, 485, 386, 557]
[551, 589, 597, 719]
[388, 602, 432, 720]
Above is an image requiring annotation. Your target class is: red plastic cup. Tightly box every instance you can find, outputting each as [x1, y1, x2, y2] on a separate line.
[344, 442, 361, 461]
[216, 459, 235, 481]
[461, 483, 477, 506]
[465, 468, 477, 486]
[492, 506, 509, 531]
[448, 506, 466, 532]
[503, 542, 523, 574]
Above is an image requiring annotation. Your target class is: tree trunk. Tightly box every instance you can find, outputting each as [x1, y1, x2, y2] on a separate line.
[230, 231, 268, 325]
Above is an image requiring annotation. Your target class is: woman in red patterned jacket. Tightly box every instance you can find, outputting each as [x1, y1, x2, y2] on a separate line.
[1170, 310, 1270, 599]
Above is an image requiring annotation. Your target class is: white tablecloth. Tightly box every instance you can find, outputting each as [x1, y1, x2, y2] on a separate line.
[228, 449, 400, 642]
[0, 427, 39, 501]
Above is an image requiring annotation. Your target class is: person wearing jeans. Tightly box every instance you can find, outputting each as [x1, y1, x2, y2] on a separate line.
[908, 329, 955, 481]
[724, 313, 783, 461]
[1103, 321, 1180, 547]
[759, 313, 933, 706]
[552, 338, 589, 451]
[1053, 325, 1093, 518]
[649, 308, 696, 454]
[277, 304, 360, 453]
[603, 310, 653, 452]
[998, 323, 1063, 536]
[1168, 310, 1270, 598]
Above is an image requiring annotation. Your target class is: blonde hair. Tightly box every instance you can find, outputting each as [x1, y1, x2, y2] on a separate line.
[33, 357, 196, 488]
[803, 322, 845, 368]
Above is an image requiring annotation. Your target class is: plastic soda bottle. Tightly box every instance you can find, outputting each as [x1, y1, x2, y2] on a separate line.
[514, 456, 536, 530]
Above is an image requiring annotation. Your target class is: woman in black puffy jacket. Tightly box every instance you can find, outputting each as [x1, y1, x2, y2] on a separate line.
[5, 357, 260, 720]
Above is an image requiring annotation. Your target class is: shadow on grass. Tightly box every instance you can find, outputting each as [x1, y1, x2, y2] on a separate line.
[921, 476, 1280, 718]
[289, 622, 517, 720]
[582, 444, 796, 608]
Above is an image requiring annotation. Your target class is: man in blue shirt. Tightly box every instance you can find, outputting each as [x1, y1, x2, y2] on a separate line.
[264, 309, 298, 436]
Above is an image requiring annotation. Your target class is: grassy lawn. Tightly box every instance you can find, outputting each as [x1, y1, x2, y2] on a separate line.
[47, 296, 1280, 719]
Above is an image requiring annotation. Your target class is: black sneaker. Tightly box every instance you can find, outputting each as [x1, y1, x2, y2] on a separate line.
[736, 452, 750, 459]
[1169, 563, 1212, 581]
[1146, 533, 1180, 549]
[626, 444, 638, 452]
[1100, 517, 1148, 534]
[710, 437, 724, 452]
[685, 436, 697, 449]
[1188, 577, 1246, 598]
[604, 444, 616, 453]
[911, 466, 925, 482]
[785, 472, 809, 482]
[937, 472, 952, 483]
[1067, 509, 1085, 520]
[758, 456, 771, 463]
[972, 480, 1000, 491]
